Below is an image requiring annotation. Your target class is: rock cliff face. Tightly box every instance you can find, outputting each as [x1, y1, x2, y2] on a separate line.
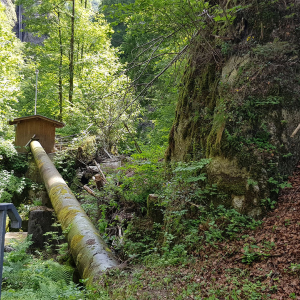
[166, 1, 300, 217]
[1, 0, 44, 43]
[1, 0, 17, 27]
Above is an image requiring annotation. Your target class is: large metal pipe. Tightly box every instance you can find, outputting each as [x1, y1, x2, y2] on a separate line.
[30, 141, 118, 284]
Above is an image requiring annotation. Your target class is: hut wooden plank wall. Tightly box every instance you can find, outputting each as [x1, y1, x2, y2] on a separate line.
[9, 115, 65, 153]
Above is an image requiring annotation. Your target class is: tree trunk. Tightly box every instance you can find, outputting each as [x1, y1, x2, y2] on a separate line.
[69, 0, 75, 105]
[58, 11, 63, 121]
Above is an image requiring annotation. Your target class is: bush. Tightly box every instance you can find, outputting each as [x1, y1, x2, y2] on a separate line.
[0, 139, 28, 174]
[0, 170, 26, 203]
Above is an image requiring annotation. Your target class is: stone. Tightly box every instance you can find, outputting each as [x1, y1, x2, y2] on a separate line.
[165, 5, 300, 218]
[207, 156, 249, 202]
[208, 157, 249, 179]
[100, 159, 121, 173]
[4, 245, 15, 252]
[28, 206, 56, 249]
[248, 207, 262, 219]
[232, 195, 245, 212]
[221, 54, 250, 85]
[147, 194, 164, 224]
[28, 189, 51, 208]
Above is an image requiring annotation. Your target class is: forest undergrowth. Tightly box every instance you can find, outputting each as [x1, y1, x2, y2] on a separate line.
[0, 132, 299, 299]
[22, 135, 293, 300]
[87, 153, 300, 300]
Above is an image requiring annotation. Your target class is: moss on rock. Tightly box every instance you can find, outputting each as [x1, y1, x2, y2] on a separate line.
[166, 0, 300, 217]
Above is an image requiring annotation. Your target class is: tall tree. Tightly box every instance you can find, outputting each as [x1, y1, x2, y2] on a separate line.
[0, 3, 23, 138]
[69, 0, 75, 105]
[18, 0, 139, 143]
[101, 0, 247, 148]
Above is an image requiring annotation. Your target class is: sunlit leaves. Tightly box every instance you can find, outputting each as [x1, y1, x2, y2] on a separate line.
[17, 0, 139, 144]
[0, 3, 23, 137]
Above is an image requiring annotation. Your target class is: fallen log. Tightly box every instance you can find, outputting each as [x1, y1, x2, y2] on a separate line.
[83, 185, 99, 198]
[30, 141, 118, 285]
[291, 123, 300, 138]
[93, 159, 107, 183]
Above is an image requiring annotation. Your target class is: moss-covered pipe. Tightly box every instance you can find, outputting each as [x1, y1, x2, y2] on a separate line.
[30, 141, 118, 284]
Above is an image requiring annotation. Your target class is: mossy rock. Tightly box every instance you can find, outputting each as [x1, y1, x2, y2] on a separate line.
[147, 194, 164, 224]
[166, 1, 300, 217]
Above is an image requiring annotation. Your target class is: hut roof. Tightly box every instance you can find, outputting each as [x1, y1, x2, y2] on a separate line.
[8, 115, 65, 128]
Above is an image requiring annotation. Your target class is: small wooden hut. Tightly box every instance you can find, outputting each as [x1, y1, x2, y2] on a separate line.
[9, 115, 65, 153]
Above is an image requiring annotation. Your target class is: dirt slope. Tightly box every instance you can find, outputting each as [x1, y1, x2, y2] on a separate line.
[191, 161, 300, 299]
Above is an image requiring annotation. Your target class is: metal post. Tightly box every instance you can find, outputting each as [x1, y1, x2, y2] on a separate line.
[0, 204, 22, 299]
[35, 69, 39, 115]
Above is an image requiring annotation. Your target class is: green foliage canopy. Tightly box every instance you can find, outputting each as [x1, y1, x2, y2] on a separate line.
[17, 0, 139, 143]
[0, 3, 24, 137]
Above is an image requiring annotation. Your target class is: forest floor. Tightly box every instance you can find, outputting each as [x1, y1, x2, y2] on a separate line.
[98, 162, 300, 299]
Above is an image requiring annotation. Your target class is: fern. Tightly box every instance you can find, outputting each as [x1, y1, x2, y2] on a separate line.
[2, 224, 110, 299]
[42, 260, 73, 284]
[173, 159, 211, 183]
